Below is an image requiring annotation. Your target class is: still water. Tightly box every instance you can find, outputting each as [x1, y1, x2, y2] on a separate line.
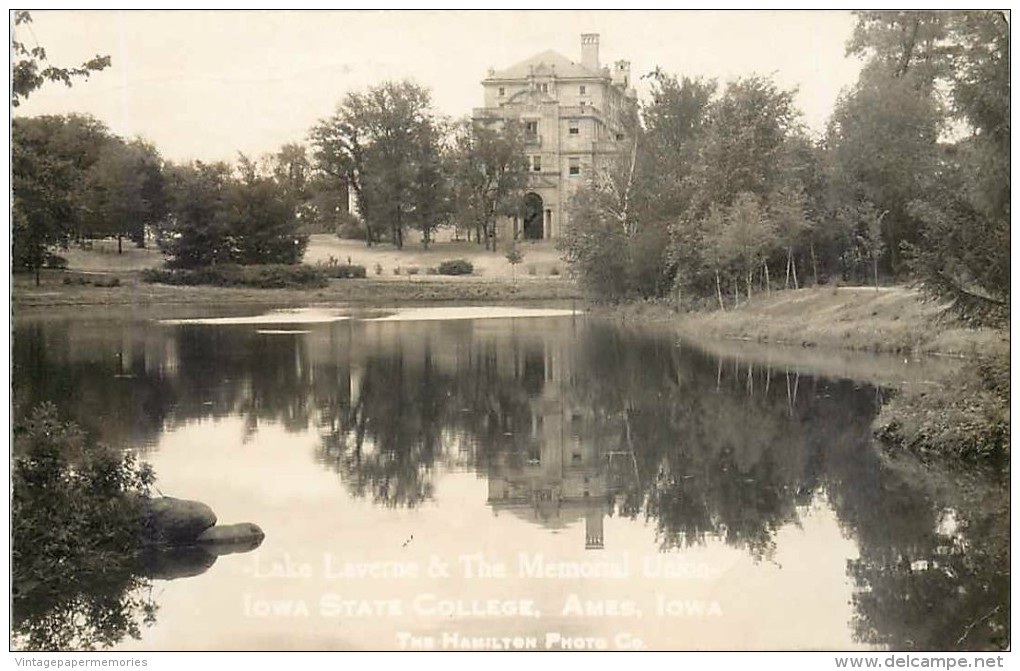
[11, 306, 1008, 651]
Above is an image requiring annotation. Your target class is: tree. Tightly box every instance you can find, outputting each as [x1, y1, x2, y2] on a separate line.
[223, 168, 309, 265]
[12, 123, 77, 284]
[907, 12, 1009, 324]
[714, 192, 777, 302]
[158, 161, 233, 269]
[825, 67, 942, 276]
[79, 140, 165, 253]
[447, 118, 529, 251]
[504, 244, 524, 285]
[310, 81, 444, 249]
[12, 11, 111, 107]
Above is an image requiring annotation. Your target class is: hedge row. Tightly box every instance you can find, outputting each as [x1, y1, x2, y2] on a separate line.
[141, 264, 330, 289]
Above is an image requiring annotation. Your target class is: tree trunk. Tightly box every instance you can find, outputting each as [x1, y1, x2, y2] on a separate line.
[873, 255, 879, 292]
[117, 235, 123, 254]
[763, 260, 771, 296]
[746, 268, 752, 302]
[733, 278, 738, 309]
[810, 242, 819, 286]
[35, 265, 40, 287]
[715, 269, 725, 311]
[792, 254, 799, 289]
[785, 250, 792, 289]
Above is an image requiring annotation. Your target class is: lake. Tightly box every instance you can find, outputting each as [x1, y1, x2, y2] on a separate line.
[10, 305, 1008, 651]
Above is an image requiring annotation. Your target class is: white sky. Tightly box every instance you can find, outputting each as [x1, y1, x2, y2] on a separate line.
[12, 10, 865, 164]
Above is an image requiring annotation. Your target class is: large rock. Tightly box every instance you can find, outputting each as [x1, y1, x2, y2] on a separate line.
[142, 497, 217, 545]
[196, 522, 265, 555]
[139, 546, 217, 581]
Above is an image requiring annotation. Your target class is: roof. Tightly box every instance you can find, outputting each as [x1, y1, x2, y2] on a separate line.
[486, 49, 603, 81]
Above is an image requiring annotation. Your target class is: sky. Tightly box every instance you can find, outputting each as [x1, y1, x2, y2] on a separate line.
[13, 10, 866, 164]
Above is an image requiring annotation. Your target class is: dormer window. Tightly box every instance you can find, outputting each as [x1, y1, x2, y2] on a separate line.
[498, 86, 505, 97]
[569, 120, 579, 135]
[579, 85, 587, 95]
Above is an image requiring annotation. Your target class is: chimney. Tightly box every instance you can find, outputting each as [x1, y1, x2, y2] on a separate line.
[581, 33, 600, 71]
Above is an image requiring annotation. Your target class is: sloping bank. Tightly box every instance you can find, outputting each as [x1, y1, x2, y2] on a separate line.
[597, 286, 1009, 467]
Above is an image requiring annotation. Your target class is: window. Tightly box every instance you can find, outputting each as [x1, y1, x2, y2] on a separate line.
[568, 120, 579, 135]
[579, 85, 587, 95]
[531, 155, 542, 172]
[524, 121, 538, 140]
[615, 132, 625, 141]
[498, 86, 505, 97]
[568, 157, 580, 176]
[540, 83, 549, 94]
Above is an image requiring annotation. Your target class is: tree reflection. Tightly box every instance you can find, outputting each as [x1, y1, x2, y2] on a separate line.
[12, 570, 157, 652]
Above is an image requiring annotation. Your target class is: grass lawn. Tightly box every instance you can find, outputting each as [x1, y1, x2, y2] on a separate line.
[57, 235, 569, 281]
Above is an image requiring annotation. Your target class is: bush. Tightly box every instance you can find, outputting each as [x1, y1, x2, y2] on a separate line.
[874, 352, 1009, 463]
[550, 266, 561, 276]
[12, 404, 154, 598]
[437, 259, 474, 276]
[336, 221, 368, 241]
[141, 264, 328, 289]
[324, 264, 366, 279]
[406, 266, 420, 276]
[12, 404, 157, 651]
[61, 274, 121, 288]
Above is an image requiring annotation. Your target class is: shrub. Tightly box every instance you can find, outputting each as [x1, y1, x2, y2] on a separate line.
[374, 263, 384, 276]
[12, 404, 157, 651]
[141, 264, 328, 289]
[438, 259, 474, 276]
[61, 274, 121, 288]
[527, 264, 537, 276]
[406, 266, 420, 276]
[550, 266, 561, 276]
[324, 264, 367, 279]
[336, 222, 367, 241]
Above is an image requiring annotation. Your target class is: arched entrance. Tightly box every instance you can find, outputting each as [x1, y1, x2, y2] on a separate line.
[522, 192, 544, 240]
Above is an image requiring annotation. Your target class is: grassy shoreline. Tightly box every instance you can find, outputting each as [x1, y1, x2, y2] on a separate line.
[596, 287, 1009, 467]
[12, 270, 582, 310]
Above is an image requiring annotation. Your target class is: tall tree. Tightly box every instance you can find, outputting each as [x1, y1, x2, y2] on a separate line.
[310, 81, 444, 248]
[79, 140, 165, 253]
[448, 118, 529, 251]
[158, 161, 233, 269]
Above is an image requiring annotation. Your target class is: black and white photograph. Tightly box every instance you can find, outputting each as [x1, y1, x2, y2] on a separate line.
[8, 8, 1011, 663]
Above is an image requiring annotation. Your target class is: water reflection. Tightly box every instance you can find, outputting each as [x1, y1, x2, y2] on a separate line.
[11, 312, 1008, 650]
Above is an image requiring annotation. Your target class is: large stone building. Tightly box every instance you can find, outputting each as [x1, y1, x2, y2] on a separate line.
[473, 33, 637, 241]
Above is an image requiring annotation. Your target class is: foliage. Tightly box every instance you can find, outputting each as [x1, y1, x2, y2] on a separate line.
[79, 139, 166, 251]
[12, 11, 111, 107]
[825, 66, 942, 275]
[335, 211, 368, 240]
[141, 264, 328, 289]
[156, 161, 307, 268]
[447, 118, 529, 251]
[504, 244, 524, 283]
[437, 259, 474, 276]
[11, 115, 111, 283]
[322, 263, 367, 279]
[875, 352, 1009, 463]
[310, 80, 447, 248]
[12, 403, 157, 650]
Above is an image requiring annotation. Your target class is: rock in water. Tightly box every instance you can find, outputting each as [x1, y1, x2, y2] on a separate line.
[196, 522, 265, 555]
[140, 546, 218, 581]
[143, 497, 217, 545]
